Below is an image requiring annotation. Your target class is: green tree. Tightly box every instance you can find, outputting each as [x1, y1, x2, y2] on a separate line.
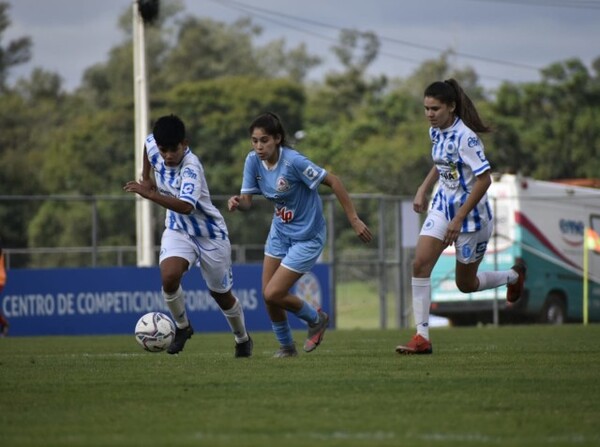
[491, 57, 600, 179]
[0, 1, 31, 91]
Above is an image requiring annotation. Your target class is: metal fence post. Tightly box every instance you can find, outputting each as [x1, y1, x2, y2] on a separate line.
[378, 197, 387, 329]
[326, 196, 337, 329]
[91, 197, 98, 267]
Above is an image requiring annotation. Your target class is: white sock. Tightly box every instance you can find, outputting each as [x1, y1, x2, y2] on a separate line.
[412, 277, 431, 340]
[476, 270, 519, 291]
[162, 286, 189, 329]
[222, 297, 249, 343]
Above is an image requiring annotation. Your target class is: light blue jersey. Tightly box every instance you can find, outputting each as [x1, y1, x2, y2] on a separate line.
[145, 134, 228, 239]
[429, 117, 492, 232]
[240, 146, 327, 240]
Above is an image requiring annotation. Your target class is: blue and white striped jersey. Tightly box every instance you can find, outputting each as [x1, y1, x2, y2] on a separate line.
[240, 146, 327, 240]
[429, 117, 493, 232]
[145, 134, 228, 239]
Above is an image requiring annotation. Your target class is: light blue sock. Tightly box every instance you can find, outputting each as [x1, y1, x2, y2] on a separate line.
[272, 320, 294, 347]
[293, 301, 319, 325]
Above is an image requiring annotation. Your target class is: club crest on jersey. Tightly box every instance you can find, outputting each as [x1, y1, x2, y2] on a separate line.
[445, 142, 457, 155]
[276, 176, 290, 192]
[302, 165, 319, 181]
[462, 244, 473, 259]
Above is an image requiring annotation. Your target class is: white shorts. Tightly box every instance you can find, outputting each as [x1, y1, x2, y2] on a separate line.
[159, 228, 233, 293]
[420, 210, 493, 264]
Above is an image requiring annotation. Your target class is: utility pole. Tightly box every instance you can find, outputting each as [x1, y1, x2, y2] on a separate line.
[133, 0, 159, 266]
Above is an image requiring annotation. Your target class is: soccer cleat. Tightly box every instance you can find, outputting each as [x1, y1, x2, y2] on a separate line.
[167, 324, 194, 355]
[303, 310, 329, 353]
[506, 263, 527, 303]
[395, 334, 433, 355]
[234, 336, 253, 358]
[273, 343, 298, 358]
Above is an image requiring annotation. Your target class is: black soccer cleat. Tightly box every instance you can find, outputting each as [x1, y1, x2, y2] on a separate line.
[234, 336, 253, 358]
[167, 324, 194, 355]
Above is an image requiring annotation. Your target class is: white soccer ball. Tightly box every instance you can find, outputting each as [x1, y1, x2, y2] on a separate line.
[134, 312, 175, 352]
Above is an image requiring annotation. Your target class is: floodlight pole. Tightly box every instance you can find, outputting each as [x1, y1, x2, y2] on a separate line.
[133, 1, 154, 266]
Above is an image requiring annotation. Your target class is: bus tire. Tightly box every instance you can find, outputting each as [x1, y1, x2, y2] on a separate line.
[539, 293, 566, 324]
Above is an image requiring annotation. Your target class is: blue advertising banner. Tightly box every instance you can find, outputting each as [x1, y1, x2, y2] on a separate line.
[0, 264, 331, 337]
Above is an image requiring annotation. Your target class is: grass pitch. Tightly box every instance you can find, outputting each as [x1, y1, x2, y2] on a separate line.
[1, 325, 600, 447]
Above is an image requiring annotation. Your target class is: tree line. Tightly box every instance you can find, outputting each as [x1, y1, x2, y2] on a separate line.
[1, 1, 599, 267]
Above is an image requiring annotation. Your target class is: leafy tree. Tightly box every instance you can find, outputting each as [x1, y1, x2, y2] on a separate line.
[490, 57, 600, 179]
[0, 1, 31, 91]
[160, 76, 304, 180]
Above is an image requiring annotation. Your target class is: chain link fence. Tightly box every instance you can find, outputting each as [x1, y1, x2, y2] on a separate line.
[0, 194, 416, 329]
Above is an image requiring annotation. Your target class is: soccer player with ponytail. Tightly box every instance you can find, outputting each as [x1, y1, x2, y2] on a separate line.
[396, 80, 526, 355]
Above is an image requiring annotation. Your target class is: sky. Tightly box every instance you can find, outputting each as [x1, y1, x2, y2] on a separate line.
[4, 0, 600, 93]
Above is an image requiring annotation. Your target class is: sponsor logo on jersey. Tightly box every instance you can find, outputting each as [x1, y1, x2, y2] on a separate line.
[275, 206, 294, 223]
[439, 170, 456, 181]
[467, 137, 480, 148]
[182, 167, 197, 179]
[182, 182, 195, 194]
[302, 165, 319, 181]
[276, 176, 290, 192]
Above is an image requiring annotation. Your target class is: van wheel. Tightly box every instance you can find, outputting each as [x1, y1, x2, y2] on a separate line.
[539, 294, 566, 324]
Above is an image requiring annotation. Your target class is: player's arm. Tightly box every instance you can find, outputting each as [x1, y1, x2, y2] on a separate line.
[124, 180, 194, 214]
[443, 170, 491, 246]
[413, 166, 439, 214]
[228, 194, 253, 212]
[321, 173, 372, 243]
[454, 170, 491, 223]
[140, 146, 151, 181]
[123, 157, 194, 214]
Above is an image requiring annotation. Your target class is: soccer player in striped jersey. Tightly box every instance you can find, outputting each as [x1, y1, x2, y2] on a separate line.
[124, 114, 252, 357]
[396, 80, 526, 355]
[228, 112, 372, 357]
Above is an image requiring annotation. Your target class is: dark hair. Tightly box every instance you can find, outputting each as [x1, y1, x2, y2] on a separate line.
[153, 114, 186, 149]
[248, 112, 288, 147]
[424, 79, 491, 133]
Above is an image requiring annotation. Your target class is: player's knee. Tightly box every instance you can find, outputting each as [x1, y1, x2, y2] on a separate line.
[412, 257, 433, 277]
[456, 278, 477, 293]
[262, 285, 285, 306]
[161, 271, 182, 292]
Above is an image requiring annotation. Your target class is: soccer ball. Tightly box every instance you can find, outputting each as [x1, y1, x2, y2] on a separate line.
[134, 312, 175, 352]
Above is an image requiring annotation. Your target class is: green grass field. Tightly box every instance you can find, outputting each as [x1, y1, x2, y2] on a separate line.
[1, 325, 599, 447]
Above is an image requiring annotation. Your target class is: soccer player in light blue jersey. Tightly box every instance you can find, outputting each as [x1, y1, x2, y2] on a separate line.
[124, 115, 253, 357]
[228, 112, 372, 357]
[396, 80, 526, 355]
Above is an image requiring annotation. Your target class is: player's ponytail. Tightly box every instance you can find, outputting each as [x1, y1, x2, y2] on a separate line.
[424, 79, 491, 133]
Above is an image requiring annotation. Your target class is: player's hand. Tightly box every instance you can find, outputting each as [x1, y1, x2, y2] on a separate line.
[351, 217, 373, 243]
[413, 190, 428, 214]
[228, 195, 240, 212]
[123, 180, 154, 199]
[443, 220, 461, 247]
